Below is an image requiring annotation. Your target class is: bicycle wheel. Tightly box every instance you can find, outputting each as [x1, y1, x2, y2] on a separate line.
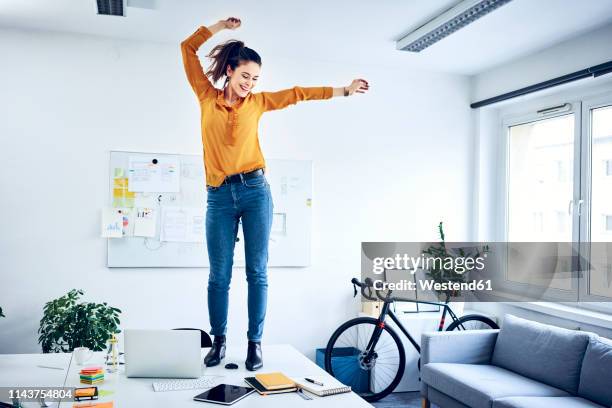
[446, 314, 499, 331]
[324, 317, 406, 402]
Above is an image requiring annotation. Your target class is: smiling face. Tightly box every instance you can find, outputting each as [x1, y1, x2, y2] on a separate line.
[226, 61, 261, 98]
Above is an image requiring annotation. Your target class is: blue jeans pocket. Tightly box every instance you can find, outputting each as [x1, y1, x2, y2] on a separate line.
[243, 175, 267, 188]
[206, 185, 219, 192]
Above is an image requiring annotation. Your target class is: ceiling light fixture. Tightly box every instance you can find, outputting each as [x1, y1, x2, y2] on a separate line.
[397, 0, 513, 53]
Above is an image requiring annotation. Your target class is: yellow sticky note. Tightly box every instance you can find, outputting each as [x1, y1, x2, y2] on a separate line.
[113, 178, 128, 188]
[112, 188, 124, 199]
[112, 178, 135, 199]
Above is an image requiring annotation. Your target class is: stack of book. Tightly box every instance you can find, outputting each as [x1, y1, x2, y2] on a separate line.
[244, 372, 297, 395]
[244, 372, 352, 397]
[79, 367, 105, 385]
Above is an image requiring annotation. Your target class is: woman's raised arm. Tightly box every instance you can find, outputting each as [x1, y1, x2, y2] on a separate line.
[254, 79, 369, 112]
[180, 18, 242, 99]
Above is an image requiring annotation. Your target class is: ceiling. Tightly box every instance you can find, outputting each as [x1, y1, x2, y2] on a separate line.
[1, 0, 612, 75]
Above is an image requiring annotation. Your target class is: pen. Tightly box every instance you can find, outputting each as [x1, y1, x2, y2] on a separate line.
[37, 365, 65, 370]
[304, 378, 324, 386]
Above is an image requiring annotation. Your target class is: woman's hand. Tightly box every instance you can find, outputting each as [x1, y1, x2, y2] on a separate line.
[219, 17, 241, 30]
[346, 79, 369, 96]
[209, 17, 241, 34]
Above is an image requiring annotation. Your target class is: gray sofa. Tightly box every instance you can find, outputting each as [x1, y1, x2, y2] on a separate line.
[420, 314, 612, 408]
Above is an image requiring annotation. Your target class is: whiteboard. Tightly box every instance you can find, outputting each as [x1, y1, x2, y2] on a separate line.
[106, 151, 312, 267]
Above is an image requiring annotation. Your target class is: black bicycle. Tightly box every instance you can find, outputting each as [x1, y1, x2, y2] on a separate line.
[324, 278, 498, 402]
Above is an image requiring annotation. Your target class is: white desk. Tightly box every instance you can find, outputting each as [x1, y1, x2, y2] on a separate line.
[0, 353, 71, 407]
[2, 344, 372, 407]
[0, 352, 71, 387]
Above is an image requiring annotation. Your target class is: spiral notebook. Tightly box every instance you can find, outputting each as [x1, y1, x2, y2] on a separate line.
[291, 377, 351, 397]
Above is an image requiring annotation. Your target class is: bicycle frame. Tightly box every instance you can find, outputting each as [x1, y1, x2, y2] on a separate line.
[370, 297, 464, 355]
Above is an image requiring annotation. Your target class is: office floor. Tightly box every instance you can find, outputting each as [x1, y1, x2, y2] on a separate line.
[371, 391, 436, 408]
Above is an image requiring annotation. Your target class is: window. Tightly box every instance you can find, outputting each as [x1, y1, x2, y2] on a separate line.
[590, 105, 612, 242]
[586, 104, 612, 301]
[507, 114, 575, 243]
[501, 95, 612, 304]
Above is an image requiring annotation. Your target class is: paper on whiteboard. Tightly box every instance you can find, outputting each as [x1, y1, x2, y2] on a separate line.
[128, 155, 180, 192]
[272, 213, 287, 235]
[102, 208, 122, 238]
[181, 162, 204, 180]
[102, 208, 132, 238]
[160, 207, 205, 242]
[121, 208, 134, 237]
[134, 208, 157, 237]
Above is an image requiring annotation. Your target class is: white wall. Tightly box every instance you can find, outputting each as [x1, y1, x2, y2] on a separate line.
[470, 23, 612, 333]
[471, 23, 612, 103]
[0, 27, 473, 356]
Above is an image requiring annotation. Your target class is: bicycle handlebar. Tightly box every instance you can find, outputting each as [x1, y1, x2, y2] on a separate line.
[351, 277, 380, 302]
[351, 277, 452, 305]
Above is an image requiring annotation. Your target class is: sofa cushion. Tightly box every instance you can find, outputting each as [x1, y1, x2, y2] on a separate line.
[428, 387, 470, 408]
[493, 397, 603, 408]
[491, 314, 590, 394]
[422, 363, 569, 408]
[578, 336, 612, 407]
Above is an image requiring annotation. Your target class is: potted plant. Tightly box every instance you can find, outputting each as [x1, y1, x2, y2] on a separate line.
[422, 222, 488, 303]
[38, 289, 121, 353]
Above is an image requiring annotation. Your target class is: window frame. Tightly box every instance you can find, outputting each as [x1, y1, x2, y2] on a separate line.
[578, 93, 612, 305]
[497, 102, 582, 303]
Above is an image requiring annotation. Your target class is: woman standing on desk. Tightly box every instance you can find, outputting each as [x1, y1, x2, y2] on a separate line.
[181, 17, 369, 371]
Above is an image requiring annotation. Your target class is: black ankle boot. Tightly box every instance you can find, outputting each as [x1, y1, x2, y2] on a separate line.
[204, 335, 226, 367]
[245, 341, 263, 371]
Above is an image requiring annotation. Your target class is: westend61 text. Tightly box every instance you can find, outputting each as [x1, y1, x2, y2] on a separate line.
[373, 279, 493, 292]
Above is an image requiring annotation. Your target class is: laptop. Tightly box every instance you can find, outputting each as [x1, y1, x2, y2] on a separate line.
[124, 329, 202, 378]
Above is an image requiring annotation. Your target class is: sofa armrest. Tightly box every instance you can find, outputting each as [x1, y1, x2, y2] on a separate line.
[421, 329, 499, 366]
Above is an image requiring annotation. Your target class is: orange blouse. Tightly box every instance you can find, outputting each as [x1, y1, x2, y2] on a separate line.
[181, 26, 333, 187]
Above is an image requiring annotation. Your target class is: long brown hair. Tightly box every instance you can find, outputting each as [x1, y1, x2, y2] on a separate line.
[206, 40, 262, 85]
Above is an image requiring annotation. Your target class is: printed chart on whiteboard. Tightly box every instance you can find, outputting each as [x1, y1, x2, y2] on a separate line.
[104, 151, 312, 267]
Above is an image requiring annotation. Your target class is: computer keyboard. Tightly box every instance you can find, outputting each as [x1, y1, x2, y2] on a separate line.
[152, 376, 221, 392]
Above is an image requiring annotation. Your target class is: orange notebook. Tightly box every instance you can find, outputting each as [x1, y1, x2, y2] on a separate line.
[254, 372, 295, 390]
[73, 402, 113, 408]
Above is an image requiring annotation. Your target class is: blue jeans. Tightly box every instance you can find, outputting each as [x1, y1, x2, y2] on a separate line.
[205, 174, 273, 342]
